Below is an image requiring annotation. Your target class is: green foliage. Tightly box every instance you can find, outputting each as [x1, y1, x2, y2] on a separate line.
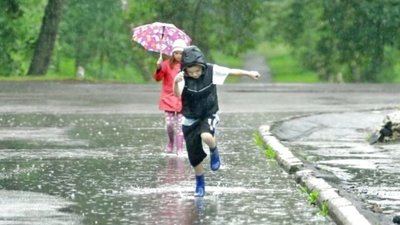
[254, 132, 277, 159]
[0, 0, 47, 75]
[264, 145, 277, 159]
[320, 201, 329, 216]
[299, 186, 329, 217]
[3, 0, 400, 83]
[254, 132, 265, 148]
[144, 0, 261, 56]
[210, 50, 242, 68]
[258, 42, 319, 83]
[55, 0, 140, 79]
[1, 0, 264, 81]
[308, 190, 319, 205]
[261, 0, 400, 83]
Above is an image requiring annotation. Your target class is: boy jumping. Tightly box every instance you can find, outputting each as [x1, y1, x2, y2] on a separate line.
[173, 46, 260, 197]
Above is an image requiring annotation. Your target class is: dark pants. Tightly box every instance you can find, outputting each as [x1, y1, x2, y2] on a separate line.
[182, 115, 219, 167]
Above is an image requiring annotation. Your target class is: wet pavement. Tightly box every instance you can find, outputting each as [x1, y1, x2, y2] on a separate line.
[0, 112, 332, 225]
[272, 110, 400, 225]
[1, 81, 400, 224]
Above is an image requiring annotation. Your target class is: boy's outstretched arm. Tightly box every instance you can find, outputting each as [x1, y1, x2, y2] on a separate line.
[229, 69, 261, 80]
[173, 71, 184, 97]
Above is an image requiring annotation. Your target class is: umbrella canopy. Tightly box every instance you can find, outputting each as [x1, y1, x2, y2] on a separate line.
[132, 22, 191, 56]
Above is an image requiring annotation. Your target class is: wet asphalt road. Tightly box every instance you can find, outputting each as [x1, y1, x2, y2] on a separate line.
[1, 81, 400, 114]
[272, 110, 400, 225]
[1, 81, 400, 225]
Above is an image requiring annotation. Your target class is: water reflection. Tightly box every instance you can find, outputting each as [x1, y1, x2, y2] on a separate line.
[157, 156, 188, 185]
[195, 197, 205, 216]
[154, 156, 194, 224]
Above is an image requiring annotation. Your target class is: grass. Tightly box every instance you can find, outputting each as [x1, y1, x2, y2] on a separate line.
[1, 51, 239, 83]
[299, 186, 329, 216]
[210, 50, 242, 68]
[308, 190, 319, 205]
[1, 42, 320, 83]
[210, 45, 318, 83]
[257, 41, 400, 83]
[320, 201, 329, 216]
[0, 75, 125, 83]
[0, 74, 74, 81]
[254, 132, 277, 159]
[393, 62, 400, 83]
[0, 65, 146, 84]
[257, 42, 319, 83]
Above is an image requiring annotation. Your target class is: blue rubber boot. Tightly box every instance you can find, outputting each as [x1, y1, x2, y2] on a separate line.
[195, 174, 205, 197]
[210, 147, 220, 171]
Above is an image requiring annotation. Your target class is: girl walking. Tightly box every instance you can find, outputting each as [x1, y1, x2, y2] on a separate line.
[153, 39, 187, 155]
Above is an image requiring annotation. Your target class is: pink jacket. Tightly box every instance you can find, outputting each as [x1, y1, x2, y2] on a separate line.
[153, 59, 182, 112]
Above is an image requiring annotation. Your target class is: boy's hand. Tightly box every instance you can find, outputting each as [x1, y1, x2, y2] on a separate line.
[175, 71, 184, 83]
[248, 71, 261, 80]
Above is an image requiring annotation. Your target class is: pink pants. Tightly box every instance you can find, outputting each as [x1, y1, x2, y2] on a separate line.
[164, 111, 184, 153]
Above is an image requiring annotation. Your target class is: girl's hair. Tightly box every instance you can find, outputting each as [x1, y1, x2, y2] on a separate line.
[168, 54, 180, 68]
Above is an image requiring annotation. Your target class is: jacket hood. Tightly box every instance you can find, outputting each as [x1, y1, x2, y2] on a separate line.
[181, 45, 206, 71]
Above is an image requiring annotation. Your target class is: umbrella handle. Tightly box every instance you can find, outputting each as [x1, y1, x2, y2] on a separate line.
[159, 26, 165, 59]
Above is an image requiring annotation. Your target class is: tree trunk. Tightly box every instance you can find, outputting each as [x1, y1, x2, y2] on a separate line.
[27, 0, 64, 76]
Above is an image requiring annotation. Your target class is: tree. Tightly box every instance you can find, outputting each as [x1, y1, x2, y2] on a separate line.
[0, 0, 23, 75]
[261, 0, 400, 82]
[27, 0, 64, 75]
[1, 0, 263, 81]
[0, 0, 48, 76]
[152, 0, 262, 57]
[323, 0, 400, 82]
[55, 0, 147, 81]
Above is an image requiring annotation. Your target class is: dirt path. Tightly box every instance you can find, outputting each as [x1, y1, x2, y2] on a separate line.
[241, 52, 272, 83]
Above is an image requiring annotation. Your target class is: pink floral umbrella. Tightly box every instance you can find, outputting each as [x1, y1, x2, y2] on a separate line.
[132, 22, 191, 56]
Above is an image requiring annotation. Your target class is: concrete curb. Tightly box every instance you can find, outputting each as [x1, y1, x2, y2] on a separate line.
[259, 125, 372, 225]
